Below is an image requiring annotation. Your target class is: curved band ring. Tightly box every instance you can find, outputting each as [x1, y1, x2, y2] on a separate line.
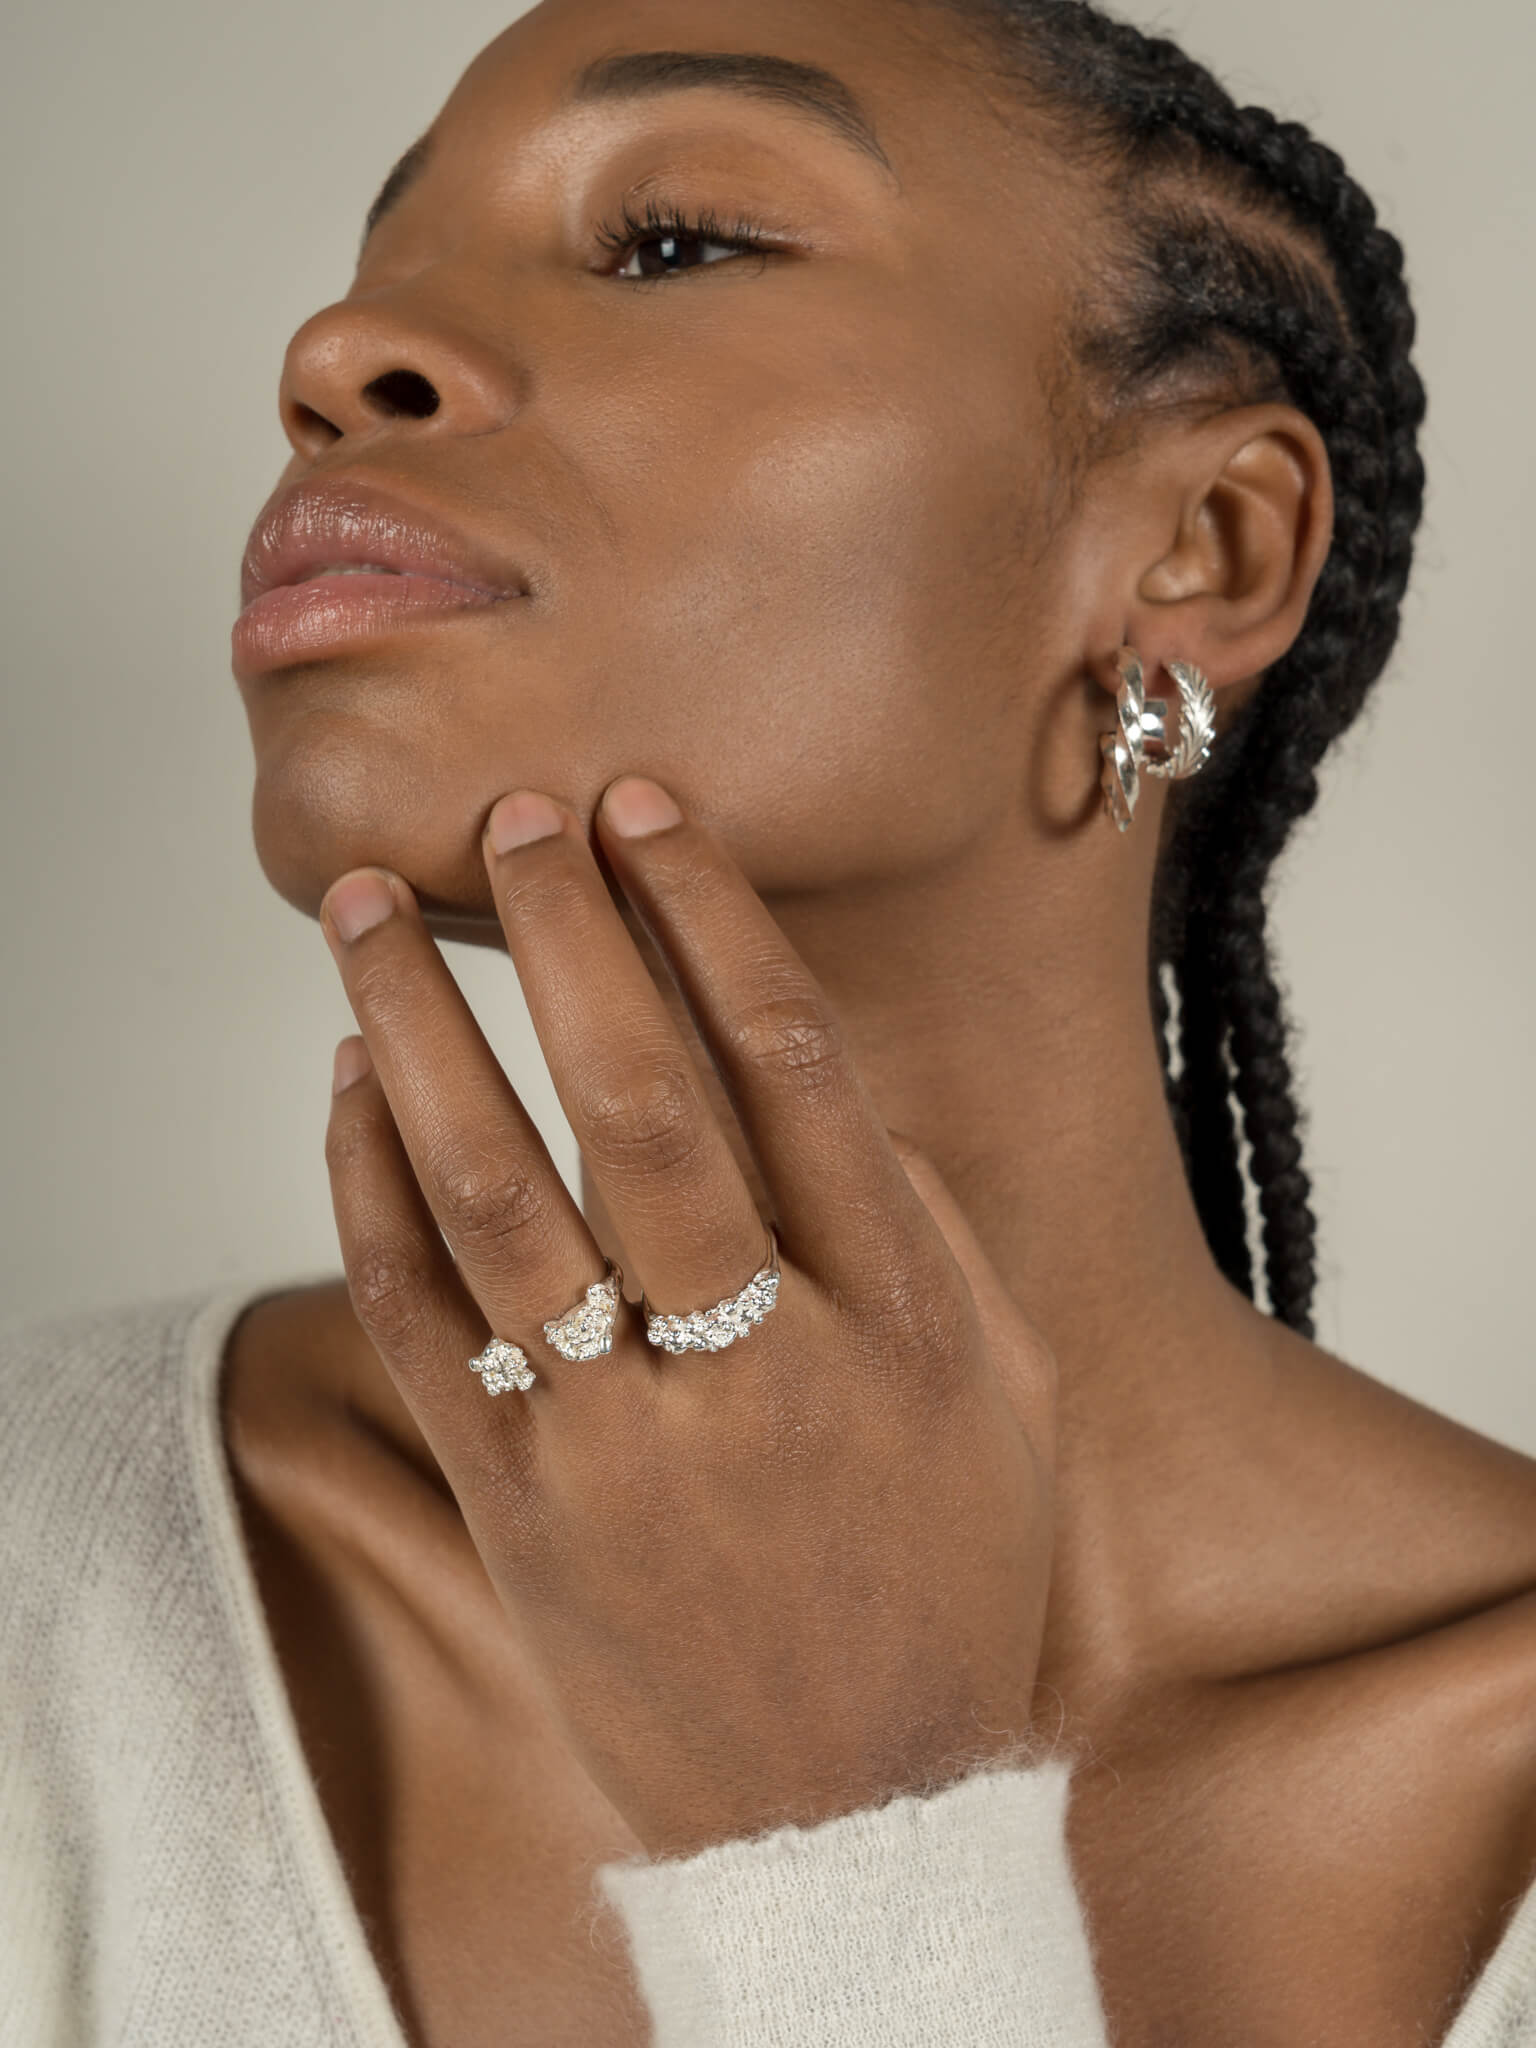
[642, 1235, 781, 1356]
[467, 1258, 624, 1396]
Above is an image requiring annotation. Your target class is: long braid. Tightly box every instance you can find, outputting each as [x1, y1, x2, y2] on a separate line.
[1145, 248, 1400, 1332]
[922, 0, 1428, 1334]
[1148, 958, 1191, 1171]
[1175, 922, 1254, 1298]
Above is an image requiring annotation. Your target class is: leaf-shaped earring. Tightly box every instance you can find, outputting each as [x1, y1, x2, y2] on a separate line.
[1142, 660, 1216, 784]
[1100, 648, 1216, 832]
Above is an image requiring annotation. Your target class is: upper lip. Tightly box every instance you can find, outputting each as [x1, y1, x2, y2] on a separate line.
[239, 476, 529, 609]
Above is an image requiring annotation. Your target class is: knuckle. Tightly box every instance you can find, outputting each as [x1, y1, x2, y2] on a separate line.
[346, 1242, 436, 1350]
[435, 1151, 550, 1257]
[347, 953, 424, 1023]
[865, 1250, 974, 1377]
[497, 862, 591, 932]
[577, 1058, 706, 1175]
[324, 1106, 380, 1178]
[724, 989, 844, 1089]
[634, 820, 721, 888]
[658, 842, 731, 913]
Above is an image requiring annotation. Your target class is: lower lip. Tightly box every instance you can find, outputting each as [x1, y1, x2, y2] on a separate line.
[232, 572, 520, 675]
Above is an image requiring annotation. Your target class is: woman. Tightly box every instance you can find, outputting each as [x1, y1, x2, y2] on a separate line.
[4, 0, 1533, 2042]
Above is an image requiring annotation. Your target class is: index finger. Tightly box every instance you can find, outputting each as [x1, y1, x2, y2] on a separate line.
[594, 778, 931, 1304]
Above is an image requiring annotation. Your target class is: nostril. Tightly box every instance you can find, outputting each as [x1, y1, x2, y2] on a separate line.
[362, 368, 441, 419]
[289, 399, 342, 448]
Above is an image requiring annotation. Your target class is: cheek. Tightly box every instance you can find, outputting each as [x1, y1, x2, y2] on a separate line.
[240, 313, 1058, 915]
[567, 349, 1043, 891]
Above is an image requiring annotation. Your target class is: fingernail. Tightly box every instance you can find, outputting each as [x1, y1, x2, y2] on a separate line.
[332, 1036, 372, 1095]
[602, 777, 682, 838]
[325, 872, 397, 944]
[487, 790, 565, 855]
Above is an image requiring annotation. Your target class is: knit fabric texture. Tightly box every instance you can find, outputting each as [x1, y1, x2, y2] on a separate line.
[3, 1281, 1535, 2047]
[598, 1757, 1108, 2045]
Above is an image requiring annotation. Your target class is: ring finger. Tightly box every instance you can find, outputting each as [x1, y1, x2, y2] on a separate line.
[320, 865, 615, 1389]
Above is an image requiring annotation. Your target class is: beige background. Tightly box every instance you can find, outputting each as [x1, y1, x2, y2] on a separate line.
[1, 0, 1530, 1448]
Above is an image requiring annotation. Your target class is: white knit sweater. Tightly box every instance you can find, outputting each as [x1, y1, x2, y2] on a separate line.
[1, 1285, 1532, 2046]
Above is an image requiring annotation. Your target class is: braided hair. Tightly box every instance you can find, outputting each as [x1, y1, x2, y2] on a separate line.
[925, 0, 1428, 1337]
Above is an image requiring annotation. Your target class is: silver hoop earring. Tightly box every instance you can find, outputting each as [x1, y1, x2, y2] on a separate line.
[1099, 647, 1216, 833]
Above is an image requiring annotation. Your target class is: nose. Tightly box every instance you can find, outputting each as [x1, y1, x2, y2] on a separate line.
[277, 290, 517, 458]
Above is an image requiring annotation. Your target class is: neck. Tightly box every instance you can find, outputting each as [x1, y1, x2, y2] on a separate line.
[585, 823, 1299, 1711]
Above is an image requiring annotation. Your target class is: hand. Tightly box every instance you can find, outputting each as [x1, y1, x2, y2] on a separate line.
[320, 777, 1058, 1860]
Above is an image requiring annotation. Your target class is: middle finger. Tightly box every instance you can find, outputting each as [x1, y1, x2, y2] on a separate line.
[482, 789, 769, 1315]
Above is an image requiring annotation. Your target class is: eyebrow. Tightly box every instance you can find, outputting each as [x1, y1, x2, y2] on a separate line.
[569, 50, 894, 173]
[364, 132, 433, 246]
[361, 48, 894, 247]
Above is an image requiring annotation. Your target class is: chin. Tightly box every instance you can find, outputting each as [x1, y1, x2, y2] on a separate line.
[247, 723, 504, 929]
[240, 678, 645, 942]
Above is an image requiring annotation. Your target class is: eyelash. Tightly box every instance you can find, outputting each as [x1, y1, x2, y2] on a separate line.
[591, 196, 774, 279]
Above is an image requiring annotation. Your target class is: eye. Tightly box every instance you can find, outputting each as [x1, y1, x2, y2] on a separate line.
[594, 198, 772, 282]
[616, 226, 744, 280]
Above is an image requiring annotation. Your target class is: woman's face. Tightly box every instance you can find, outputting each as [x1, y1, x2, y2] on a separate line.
[235, 0, 1103, 937]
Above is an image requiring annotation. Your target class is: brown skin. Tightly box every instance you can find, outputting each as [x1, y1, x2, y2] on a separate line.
[224, 0, 1536, 2042]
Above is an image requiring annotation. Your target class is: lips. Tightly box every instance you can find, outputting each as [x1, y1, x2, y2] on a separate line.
[233, 476, 528, 676]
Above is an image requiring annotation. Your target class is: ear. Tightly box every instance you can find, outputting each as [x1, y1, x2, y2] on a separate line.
[1123, 402, 1334, 706]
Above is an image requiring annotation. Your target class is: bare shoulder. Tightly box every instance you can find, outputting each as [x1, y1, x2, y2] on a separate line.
[1250, 1336, 1536, 2010]
[1070, 1591, 1536, 2047]
[1071, 1335, 1536, 2046]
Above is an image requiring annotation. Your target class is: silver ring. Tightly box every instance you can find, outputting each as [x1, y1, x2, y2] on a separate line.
[467, 1336, 536, 1396]
[466, 1258, 624, 1395]
[642, 1236, 781, 1355]
[542, 1259, 624, 1362]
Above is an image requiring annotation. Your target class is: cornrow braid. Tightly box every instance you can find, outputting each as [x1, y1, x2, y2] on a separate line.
[924, 0, 1428, 1336]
